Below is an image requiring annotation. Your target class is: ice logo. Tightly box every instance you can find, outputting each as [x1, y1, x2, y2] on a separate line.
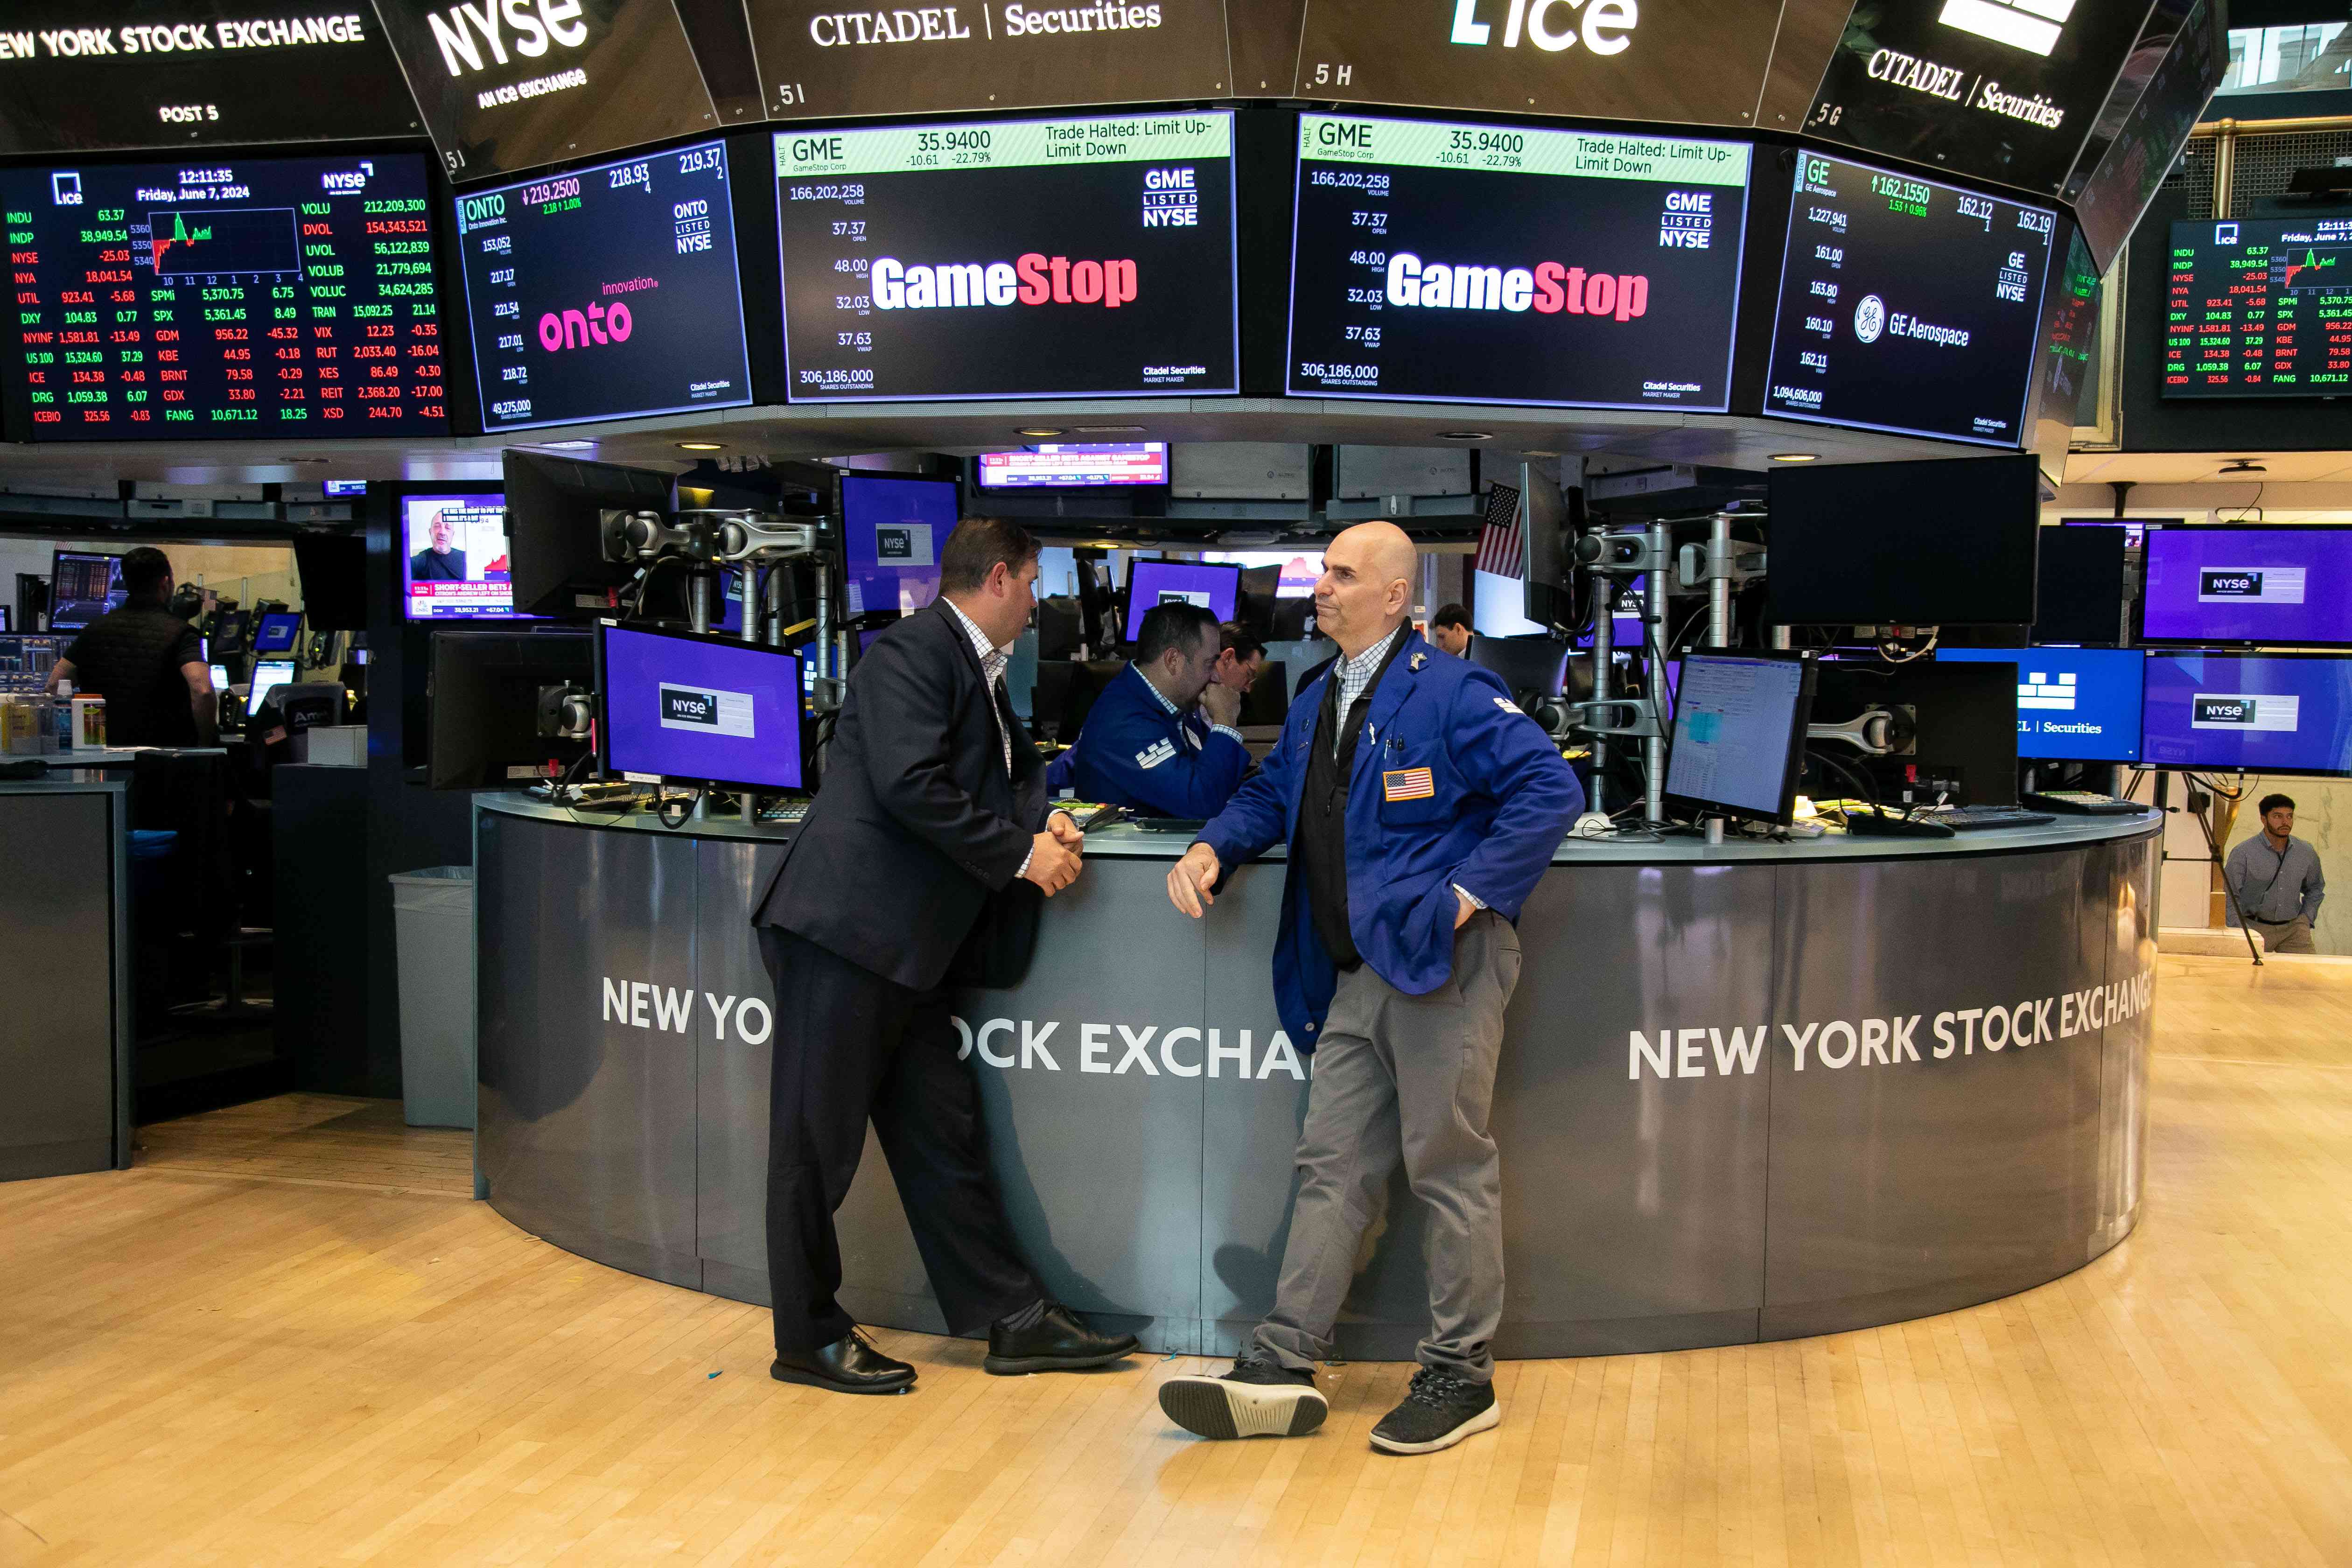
[1853, 294, 1886, 343]
[538, 300, 634, 352]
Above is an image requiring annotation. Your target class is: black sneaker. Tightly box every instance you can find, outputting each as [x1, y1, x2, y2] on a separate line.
[1369, 1367, 1499, 1455]
[1159, 1354, 1329, 1440]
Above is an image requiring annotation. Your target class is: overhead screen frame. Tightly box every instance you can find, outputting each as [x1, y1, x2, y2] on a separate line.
[593, 617, 808, 794]
[2136, 523, 2352, 649]
[2138, 648, 2352, 778]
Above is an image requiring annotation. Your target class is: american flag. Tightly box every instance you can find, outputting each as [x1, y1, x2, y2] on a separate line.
[1475, 483, 1522, 578]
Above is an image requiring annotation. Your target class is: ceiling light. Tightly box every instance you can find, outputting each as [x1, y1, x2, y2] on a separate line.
[1769, 452, 1820, 462]
[1015, 427, 1064, 437]
[1520, 449, 1561, 458]
[1436, 430, 1492, 441]
[677, 441, 724, 452]
[1073, 424, 1146, 433]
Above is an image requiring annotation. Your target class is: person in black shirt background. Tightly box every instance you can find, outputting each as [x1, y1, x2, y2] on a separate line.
[46, 546, 216, 747]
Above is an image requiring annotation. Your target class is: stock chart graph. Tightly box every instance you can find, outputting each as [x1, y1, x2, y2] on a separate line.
[147, 208, 302, 279]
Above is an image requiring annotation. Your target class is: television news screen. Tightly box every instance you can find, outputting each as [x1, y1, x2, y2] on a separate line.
[402, 493, 520, 622]
[776, 110, 1239, 401]
[1938, 646, 2146, 762]
[1286, 114, 1750, 411]
[2140, 526, 2352, 645]
[1124, 560, 1242, 642]
[598, 622, 805, 791]
[2141, 652, 2352, 775]
[1766, 455, 2042, 626]
[2161, 217, 2352, 397]
[1764, 153, 2057, 446]
[840, 473, 959, 620]
[0, 152, 448, 440]
[48, 550, 124, 630]
[977, 443, 1167, 489]
[455, 141, 755, 432]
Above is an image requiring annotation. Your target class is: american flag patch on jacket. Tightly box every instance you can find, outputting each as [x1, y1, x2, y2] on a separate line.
[1382, 767, 1435, 802]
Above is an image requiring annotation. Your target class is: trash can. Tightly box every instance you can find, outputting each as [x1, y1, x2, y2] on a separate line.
[390, 866, 476, 1129]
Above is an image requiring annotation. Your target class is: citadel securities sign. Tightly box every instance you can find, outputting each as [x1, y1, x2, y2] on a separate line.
[368, 0, 721, 179]
[744, 0, 1234, 119]
[1288, 0, 1785, 129]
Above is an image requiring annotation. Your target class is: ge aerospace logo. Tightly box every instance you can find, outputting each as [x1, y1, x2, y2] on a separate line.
[1853, 294, 1886, 343]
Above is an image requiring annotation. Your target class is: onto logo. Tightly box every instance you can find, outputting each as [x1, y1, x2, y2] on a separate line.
[1853, 294, 1886, 343]
[1936, 0, 2072, 58]
[538, 300, 633, 351]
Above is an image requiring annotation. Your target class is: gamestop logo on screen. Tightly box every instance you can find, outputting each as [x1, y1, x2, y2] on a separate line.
[1384, 254, 1648, 319]
[2191, 693, 2300, 732]
[2198, 566, 2304, 604]
[659, 684, 756, 738]
[872, 255, 1139, 310]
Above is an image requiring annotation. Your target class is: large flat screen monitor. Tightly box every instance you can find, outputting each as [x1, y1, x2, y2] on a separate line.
[2140, 526, 2352, 646]
[0, 153, 447, 440]
[2033, 525, 2128, 646]
[1664, 652, 1818, 827]
[426, 629, 594, 790]
[502, 451, 676, 619]
[48, 550, 124, 630]
[840, 473, 959, 620]
[977, 444, 1167, 489]
[1124, 560, 1242, 643]
[597, 621, 805, 792]
[2161, 217, 2352, 397]
[1764, 153, 2057, 447]
[1286, 115, 1750, 411]
[776, 110, 1239, 401]
[1767, 455, 2042, 626]
[1938, 647, 2146, 763]
[2142, 652, 2352, 775]
[456, 141, 754, 432]
[402, 493, 522, 622]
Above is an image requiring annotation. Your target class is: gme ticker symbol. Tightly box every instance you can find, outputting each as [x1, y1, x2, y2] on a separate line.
[1938, 0, 2072, 57]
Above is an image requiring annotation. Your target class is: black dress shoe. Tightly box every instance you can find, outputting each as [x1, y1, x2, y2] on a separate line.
[770, 1330, 916, 1395]
[984, 1303, 1141, 1375]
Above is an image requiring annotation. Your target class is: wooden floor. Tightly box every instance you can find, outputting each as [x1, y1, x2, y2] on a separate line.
[3, 956, 2350, 1567]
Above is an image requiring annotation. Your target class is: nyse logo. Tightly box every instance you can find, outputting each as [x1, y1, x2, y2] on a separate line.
[2194, 696, 2254, 725]
[876, 526, 915, 561]
[424, 0, 590, 78]
[1937, 0, 2072, 57]
[2202, 569, 2262, 597]
[659, 683, 756, 738]
[1449, 0, 1638, 56]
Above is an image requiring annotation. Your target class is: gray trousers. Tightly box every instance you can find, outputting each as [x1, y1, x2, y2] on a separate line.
[1252, 910, 1521, 1383]
[2247, 914, 2316, 954]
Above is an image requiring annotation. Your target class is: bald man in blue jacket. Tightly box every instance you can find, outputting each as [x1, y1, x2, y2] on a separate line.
[1158, 521, 1582, 1458]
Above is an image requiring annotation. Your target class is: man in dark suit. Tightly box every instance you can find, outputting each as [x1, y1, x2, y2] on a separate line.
[751, 516, 1139, 1395]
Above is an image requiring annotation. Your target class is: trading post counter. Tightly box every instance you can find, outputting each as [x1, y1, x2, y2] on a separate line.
[475, 797, 2161, 1358]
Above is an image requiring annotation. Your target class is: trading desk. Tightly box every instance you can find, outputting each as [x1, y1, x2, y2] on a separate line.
[475, 796, 2159, 1357]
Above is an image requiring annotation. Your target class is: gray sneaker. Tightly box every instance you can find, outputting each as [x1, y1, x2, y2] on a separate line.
[1369, 1367, 1499, 1455]
[1159, 1354, 1329, 1439]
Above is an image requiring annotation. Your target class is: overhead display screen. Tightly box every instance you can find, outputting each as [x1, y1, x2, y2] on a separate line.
[1805, 0, 2159, 194]
[1764, 152, 2055, 446]
[455, 140, 752, 432]
[775, 111, 1238, 402]
[2142, 652, 2352, 775]
[402, 492, 519, 621]
[2140, 526, 2352, 645]
[1287, 115, 1750, 410]
[0, 151, 448, 440]
[978, 442, 1167, 488]
[0, 1, 421, 154]
[2162, 218, 2352, 398]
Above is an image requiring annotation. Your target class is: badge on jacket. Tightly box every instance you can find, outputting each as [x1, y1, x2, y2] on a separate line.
[1135, 739, 1177, 770]
[1383, 767, 1435, 802]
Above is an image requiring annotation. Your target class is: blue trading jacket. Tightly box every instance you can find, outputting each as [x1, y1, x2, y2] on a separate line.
[1051, 663, 1251, 818]
[1197, 631, 1583, 1047]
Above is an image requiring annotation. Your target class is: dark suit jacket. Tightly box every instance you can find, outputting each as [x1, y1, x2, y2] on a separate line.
[753, 596, 1051, 991]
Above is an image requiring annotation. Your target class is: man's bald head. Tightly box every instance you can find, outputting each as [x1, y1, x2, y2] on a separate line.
[1316, 521, 1419, 659]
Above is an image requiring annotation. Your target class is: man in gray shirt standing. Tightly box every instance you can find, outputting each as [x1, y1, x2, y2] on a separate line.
[2226, 792, 2326, 953]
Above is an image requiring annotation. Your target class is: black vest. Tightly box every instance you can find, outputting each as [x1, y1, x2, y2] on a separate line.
[1296, 629, 1408, 969]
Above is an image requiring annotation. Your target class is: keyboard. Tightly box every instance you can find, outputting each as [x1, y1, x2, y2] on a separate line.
[1841, 809, 1955, 839]
[1934, 806, 2058, 832]
[760, 799, 811, 823]
[2021, 791, 2150, 816]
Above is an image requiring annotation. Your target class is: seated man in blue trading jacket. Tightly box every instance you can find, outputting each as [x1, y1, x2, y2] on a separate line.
[1053, 602, 1250, 818]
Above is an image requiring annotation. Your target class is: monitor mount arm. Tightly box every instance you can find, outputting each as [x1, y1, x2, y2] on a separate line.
[1568, 524, 1671, 824]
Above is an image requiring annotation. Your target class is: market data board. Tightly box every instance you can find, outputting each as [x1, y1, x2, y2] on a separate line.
[775, 111, 1238, 401]
[1, 152, 447, 440]
[1764, 153, 2055, 446]
[455, 141, 754, 432]
[1286, 116, 1750, 410]
[2162, 217, 2352, 397]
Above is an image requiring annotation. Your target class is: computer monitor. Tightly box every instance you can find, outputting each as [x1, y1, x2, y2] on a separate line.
[2138, 525, 2352, 646]
[255, 682, 347, 736]
[208, 663, 231, 691]
[1468, 635, 1571, 704]
[501, 451, 676, 618]
[1663, 651, 1818, 827]
[1238, 660, 1289, 727]
[426, 629, 595, 790]
[840, 472, 959, 621]
[294, 532, 369, 632]
[252, 611, 303, 654]
[596, 621, 805, 792]
[49, 550, 124, 630]
[1520, 464, 1576, 630]
[210, 610, 250, 662]
[1938, 646, 2145, 763]
[2141, 651, 2352, 776]
[2031, 525, 2127, 647]
[1766, 455, 2042, 626]
[247, 659, 297, 718]
[1123, 560, 1242, 643]
[401, 492, 520, 622]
